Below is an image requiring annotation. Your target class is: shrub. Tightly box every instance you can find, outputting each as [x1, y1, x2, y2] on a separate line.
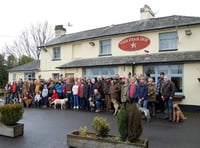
[79, 126, 88, 137]
[126, 103, 143, 142]
[117, 103, 128, 141]
[92, 116, 110, 137]
[0, 104, 24, 125]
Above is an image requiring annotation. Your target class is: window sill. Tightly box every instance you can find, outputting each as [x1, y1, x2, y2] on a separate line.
[52, 58, 61, 61]
[99, 54, 112, 57]
[173, 95, 185, 101]
[159, 49, 178, 52]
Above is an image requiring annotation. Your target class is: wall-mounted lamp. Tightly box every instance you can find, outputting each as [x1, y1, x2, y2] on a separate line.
[197, 78, 200, 82]
[89, 42, 95, 46]
[185, 29, 192, 36]
[144, 50, 149, 54]
[37, 47, 47, 52]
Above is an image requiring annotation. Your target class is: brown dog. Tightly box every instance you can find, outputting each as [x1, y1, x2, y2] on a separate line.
[173, 103, 187, 122]
[24, 99, 33, 108]
[111, 98, 120, 116]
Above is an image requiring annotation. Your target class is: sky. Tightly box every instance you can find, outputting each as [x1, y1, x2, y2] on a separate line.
[0, 0, 199, 53]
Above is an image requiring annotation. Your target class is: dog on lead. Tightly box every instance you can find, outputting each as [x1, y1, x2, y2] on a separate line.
[138, 106, 151, 122]
[51, 98, 68, 110]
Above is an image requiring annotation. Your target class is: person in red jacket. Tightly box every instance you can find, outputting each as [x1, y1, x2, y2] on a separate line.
[49, 89, 59, 106]
[11, 81, 18, 103]
[78, 78, 86, 110]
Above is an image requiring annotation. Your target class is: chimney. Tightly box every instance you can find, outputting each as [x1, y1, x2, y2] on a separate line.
[140, 5, 155, 20]
[54, 25, 66, 37]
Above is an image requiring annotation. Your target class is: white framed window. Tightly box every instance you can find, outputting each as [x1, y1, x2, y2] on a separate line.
[144, 64, 183, 95]
[53, 47, 61, 60]
[13, 73, 16, 81]
[99, 39, 111, 56]
[159, 32, 178, 51]
[83, 66, 117, 78]
[52, 73, 59, 79]
[24, 72, 35, 80]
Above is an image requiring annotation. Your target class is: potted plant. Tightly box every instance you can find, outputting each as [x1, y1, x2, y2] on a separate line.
[0, 104, 24, 137]
[67, 103, 148, 148]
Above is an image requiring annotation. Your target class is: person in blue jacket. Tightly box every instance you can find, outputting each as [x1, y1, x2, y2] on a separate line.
[137, 76, 148, 109]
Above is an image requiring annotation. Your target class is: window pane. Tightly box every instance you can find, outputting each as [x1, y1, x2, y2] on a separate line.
[24, 73, 35, 80]
[171, 65, 182, 74]
[53, 47, 61, 59]
[100, 40, 111, 55]
[159, 32, 177, 51]
[109, 67, 117, 77]
[171, 77, 182, 93]
[157, 65, 168, 75]
[52, 73, 59, 79]
[101, 67, 109, 76]
[92, 68, 99, 76]
[144, 65, 155, 75]
[83, 66, 117, 78]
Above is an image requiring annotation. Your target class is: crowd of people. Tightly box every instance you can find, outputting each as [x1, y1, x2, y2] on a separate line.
[3, 72, 186, 122]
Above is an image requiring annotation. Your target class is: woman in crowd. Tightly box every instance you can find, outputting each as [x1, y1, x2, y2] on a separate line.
[148, 77, 156, 116]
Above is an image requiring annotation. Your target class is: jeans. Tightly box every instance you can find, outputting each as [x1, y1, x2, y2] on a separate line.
[43, 96, 48, 106]
[66, 93, 73, 108]
[73, 95, 79, 107]
[138, 99, 148, 109]
[5, 96, 11, 104]
[79, 97, 86, 109]
[35, 101, 40, 108]
[148, 101, 155, 107]
[164, 99, 173, 113]
[95, 100, 102, 110]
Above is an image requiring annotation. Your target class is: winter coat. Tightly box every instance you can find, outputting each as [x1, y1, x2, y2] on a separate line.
[137, 83, 148, 100]
[148, 83, 156, 102]
[110, 82, 120, 100]
[121, 83, 129, 103]
[161, 80, 175, 99]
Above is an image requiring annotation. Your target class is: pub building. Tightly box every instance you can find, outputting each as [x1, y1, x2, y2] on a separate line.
[9, 5, 200, 112]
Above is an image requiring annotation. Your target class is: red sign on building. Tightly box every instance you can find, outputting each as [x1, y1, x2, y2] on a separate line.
[118, 36, 150, 51]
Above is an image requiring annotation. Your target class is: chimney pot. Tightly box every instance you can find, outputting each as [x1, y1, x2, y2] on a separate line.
[140, 5, 155, 20]
[55, 25, 66, 37]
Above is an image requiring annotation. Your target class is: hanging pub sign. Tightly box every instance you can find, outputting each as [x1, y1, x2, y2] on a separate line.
[118, 36, 150, 51]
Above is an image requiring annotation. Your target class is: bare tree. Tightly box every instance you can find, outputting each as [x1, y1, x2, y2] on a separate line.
[2, 21, 54, 59]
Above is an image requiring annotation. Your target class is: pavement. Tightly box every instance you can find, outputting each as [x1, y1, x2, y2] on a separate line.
[0, 108, 199, 148]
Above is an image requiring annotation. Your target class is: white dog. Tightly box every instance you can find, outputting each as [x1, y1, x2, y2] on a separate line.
[51, 98, 68, 110]
[138, 106, 151, 122]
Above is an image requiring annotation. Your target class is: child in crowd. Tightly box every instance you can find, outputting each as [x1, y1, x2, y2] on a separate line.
[72, 80, 79, 109]
[41, 84, 48, 108]
[34, 91, 41, 108]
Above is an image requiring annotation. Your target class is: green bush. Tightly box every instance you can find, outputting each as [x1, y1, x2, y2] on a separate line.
[117, 103, 128, 141]
[0, 104, 24, 125]
[92, 116, 110, 137]
[126, 103, 143, 142]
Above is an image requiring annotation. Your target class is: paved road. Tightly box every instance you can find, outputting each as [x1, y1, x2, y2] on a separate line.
[0, 108, 199, 148]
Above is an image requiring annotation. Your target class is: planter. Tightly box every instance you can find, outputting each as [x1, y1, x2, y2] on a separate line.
[0, 122, 24, 137]
[67, 131, 148, 148]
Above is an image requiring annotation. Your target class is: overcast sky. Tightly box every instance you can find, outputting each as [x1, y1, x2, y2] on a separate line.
[0, 0, 199, 53]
